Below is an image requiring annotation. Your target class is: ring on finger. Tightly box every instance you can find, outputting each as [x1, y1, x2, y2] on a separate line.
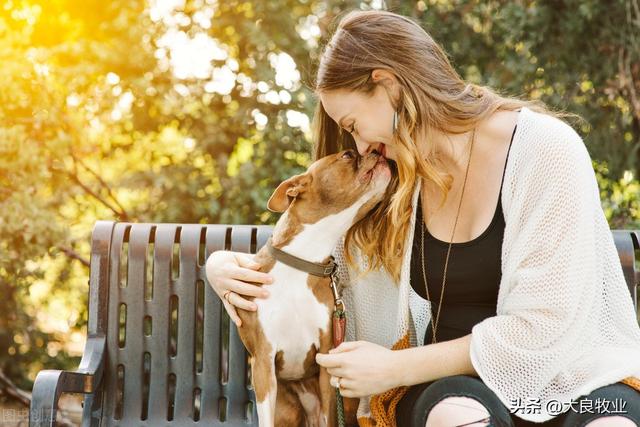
[331, 376, 342, 389]
[223, 290, 233, 302]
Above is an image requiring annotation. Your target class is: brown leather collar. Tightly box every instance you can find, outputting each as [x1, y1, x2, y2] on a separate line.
[266, 243, 337, 277]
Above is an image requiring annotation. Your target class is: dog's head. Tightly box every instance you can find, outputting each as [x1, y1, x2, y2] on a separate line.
[267, 150, 392, 225]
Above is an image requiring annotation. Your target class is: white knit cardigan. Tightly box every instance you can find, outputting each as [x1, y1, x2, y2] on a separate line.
[331, 106, 640, 424]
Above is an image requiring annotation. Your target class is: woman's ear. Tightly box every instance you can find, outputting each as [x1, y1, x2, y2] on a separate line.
[371, 69, 401, 106]
[267, 173, 312, 213]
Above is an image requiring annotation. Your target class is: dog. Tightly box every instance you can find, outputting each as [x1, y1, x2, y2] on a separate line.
[236, 149, 392, 427]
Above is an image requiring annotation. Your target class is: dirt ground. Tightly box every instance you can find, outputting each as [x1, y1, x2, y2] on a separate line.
[0, 394, 83, 426]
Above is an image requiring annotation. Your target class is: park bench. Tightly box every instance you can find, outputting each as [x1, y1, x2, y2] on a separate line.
[29, 221, 640, 426]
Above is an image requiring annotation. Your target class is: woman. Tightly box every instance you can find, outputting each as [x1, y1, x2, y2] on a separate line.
[205, 9, 640, 427]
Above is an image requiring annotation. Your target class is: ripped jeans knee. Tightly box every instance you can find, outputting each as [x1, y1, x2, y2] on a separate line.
[426, 395, 492, 427]
[396, 375, 515, 427]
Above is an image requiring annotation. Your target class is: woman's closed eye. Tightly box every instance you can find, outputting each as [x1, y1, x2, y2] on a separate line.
[344, 123, 356, 135]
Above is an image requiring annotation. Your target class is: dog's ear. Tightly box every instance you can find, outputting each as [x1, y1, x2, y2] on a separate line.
[267, 173, 312, 213]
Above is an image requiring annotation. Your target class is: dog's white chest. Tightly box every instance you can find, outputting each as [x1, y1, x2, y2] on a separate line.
[256, 262, 331, 379]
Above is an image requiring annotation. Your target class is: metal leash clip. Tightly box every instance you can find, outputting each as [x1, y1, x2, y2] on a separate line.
[329, 263, 345, 313]
[327, 258, 347, 427]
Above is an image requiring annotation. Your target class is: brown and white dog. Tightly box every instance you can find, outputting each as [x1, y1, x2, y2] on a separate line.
[237, 149, 392, 427]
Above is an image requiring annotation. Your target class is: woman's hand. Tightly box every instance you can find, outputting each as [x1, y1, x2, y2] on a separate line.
[315, 341, 403, 398]
[205, 250, 273, 327]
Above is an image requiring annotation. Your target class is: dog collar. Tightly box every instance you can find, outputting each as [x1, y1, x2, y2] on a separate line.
[266, 243, 337, 277]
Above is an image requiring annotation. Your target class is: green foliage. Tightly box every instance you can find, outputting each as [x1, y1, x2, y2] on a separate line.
[595, 161, 640, 229]
[0, 0, 639, 392]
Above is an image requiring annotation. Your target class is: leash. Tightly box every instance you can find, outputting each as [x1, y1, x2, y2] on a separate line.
[266, 242, 348, 427]
[330, 266, 347, 427]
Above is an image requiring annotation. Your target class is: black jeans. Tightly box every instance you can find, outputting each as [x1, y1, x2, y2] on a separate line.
[395, 374, 640, 427]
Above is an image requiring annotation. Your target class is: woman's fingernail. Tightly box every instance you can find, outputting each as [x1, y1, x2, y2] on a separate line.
[252, 304, 258, 310]
[262, 291, 269, 298]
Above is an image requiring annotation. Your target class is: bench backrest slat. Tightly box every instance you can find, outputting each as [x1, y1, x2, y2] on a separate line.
[100, 223, 265, 426]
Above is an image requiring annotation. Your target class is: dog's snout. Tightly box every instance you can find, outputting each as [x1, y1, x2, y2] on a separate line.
[364, 148, 381, 159]
[364, 150, 380, 164]
[356, 152, 362, 168]
[350, 149, 380, 171]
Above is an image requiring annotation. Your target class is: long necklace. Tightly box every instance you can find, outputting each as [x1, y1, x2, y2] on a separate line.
[420, 127, 476, 344]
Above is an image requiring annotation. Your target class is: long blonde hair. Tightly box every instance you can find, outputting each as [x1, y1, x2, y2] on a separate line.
[309, 9, 584, 283]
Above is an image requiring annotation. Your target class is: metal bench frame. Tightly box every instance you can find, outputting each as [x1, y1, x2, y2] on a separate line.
[29, 221, 640, 426]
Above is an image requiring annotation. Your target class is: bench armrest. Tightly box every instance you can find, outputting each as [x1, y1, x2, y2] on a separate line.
[29, 336, 105, 427]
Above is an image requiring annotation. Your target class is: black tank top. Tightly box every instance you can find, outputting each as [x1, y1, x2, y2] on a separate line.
[410, 125, 517, 344]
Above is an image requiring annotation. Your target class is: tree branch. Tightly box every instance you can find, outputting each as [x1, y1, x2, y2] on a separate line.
[56, 245, 90, 268]
[71, 153, 130, 220]
[67, 169, 129, 220]
[618, 47, 640, 120]
[0, 368, 30, 407]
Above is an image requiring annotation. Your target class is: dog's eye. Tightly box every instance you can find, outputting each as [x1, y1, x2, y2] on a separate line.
[341, 150, 355, 159]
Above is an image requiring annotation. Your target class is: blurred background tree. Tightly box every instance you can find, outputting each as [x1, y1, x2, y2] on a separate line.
[0, 0, 639, 402]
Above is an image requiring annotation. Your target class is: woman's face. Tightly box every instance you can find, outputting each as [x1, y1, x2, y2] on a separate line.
[319, 83, 397, 161]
